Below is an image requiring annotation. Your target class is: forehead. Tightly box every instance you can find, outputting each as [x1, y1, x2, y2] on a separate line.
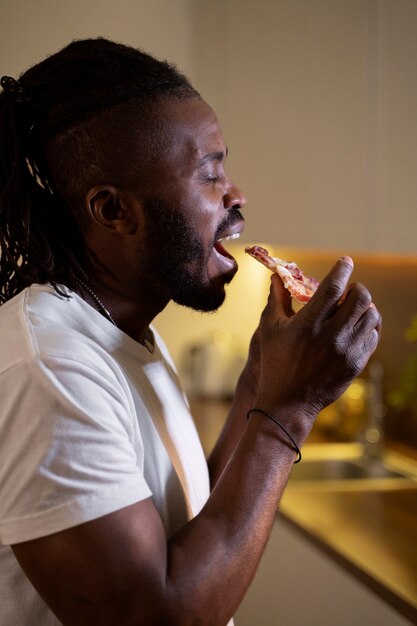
[152, 97, 225, 164]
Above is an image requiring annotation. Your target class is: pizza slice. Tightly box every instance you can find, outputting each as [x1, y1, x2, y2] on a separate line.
[245, 245, 319, 304]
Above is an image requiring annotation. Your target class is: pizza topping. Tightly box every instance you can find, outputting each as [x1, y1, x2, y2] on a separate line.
[245, 245, 319, 304]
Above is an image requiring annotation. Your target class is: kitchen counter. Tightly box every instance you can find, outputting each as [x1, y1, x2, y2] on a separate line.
[279, 442, 417, 623]
[281, 482, 417, 623]
[190, 399, 417, 624]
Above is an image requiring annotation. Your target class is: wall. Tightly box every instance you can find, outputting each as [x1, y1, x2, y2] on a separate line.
[191, 0, 417, 255]
[0, 0, 195, 82]
[2, 0, 415, 255]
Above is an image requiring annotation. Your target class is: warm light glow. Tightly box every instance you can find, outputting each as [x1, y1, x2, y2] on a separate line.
[365, 427, 381, 444]
[214, 329, 232, 348]
[345, 380, 367, 401]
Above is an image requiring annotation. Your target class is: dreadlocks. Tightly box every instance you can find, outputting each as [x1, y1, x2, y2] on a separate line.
[0, 37, 198, 303]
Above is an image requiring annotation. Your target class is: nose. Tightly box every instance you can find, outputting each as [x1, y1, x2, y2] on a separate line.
[224, 179, 247, 210]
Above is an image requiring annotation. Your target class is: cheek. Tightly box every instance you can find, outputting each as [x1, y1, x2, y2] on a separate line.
[184, 190, 220, 237]
[158, 179, 221, 249]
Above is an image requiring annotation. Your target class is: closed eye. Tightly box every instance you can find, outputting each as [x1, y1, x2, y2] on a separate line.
[199, 173, 224, 185]
[196, 148, 228, 184]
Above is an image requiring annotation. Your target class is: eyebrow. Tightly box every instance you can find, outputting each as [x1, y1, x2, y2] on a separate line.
[197, 148, 229, 168]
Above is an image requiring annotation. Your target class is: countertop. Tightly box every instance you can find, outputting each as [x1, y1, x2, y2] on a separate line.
[190, 398, 417, 624]
[281, 479, 417, 623]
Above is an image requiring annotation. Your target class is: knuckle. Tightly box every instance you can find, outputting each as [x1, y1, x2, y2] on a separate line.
[356, 306, 382, 338]
[349, 283, 372, 309]
[367, 306, 381, 327]
[326, 333, 345, 356]
[372, 307, 382, 327]
[325, 325, 348, 352]
[348, 355, 364, 377]
[328, 333, 364, 376]
[321, 277, 345, 300]
[367, 328, 380, 352]
[338, 349, 364, 378]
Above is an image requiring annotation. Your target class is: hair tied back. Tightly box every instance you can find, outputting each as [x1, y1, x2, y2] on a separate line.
[1, 76, 26, 104]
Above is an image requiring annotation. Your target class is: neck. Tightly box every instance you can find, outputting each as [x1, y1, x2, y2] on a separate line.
[74, 273, 169, 345]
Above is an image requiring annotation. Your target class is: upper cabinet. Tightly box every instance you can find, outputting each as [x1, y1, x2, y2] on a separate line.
[190, 0, 417, 255]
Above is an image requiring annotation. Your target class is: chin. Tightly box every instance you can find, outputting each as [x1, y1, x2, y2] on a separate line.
[174, 290, 227, 313]
[173, 283, 228, 313]
[169, 261, 237, 312]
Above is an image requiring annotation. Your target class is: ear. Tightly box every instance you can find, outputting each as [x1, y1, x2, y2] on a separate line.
[85, 185, 142, 235]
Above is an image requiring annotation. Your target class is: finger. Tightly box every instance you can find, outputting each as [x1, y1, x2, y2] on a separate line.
[375, 307, 382, 334]
[363, 326, 381, 360]
[362, 320, 380, 367]
[350, 325, 381, 376]
[346, 305, 382, 372]
[330, 283, 373, 329]
[353, 302, 382, 342]
[345, 310, 382, 377]
[304, 256, 354, 322]
[269, 273, 294, 318]
[260, 273, 294, 325]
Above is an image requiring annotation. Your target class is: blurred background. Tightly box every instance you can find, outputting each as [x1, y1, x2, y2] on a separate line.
[1, 1, 416, 624]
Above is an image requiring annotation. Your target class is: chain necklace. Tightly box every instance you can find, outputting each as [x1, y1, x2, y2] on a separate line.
[74, 275, 154, 353]
[74, 275, 117, 327]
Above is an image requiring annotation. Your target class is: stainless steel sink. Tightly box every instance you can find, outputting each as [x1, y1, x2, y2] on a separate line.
[285, 444, 417, 490]
[289, 458, 406, 482]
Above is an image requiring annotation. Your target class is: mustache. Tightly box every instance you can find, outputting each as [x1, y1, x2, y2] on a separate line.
[214, 207, 245, 241]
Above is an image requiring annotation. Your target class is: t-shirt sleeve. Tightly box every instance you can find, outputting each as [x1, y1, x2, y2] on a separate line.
[0, 354, 152, 545]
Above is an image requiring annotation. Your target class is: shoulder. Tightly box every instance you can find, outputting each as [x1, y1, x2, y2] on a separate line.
[0, 284, 126, 387]
[0, 286, 41, 374]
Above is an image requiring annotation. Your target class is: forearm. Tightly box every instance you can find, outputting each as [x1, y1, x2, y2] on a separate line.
[165, 408, 312, 626]
[207, 369, 258, 487]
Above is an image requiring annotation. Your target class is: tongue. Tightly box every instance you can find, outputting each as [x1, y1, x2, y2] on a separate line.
[214, 240, 234, 259]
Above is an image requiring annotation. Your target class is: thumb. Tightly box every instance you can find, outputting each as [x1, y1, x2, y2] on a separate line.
[264, 273, 294, 320]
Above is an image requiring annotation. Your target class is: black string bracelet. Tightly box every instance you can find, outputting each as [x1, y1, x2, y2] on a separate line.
[247, 408, 302, 463]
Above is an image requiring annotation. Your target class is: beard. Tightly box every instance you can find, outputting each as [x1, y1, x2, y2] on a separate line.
[141, 197, 243, 312]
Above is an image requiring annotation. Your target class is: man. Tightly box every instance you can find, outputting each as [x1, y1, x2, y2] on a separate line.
[0, 38, 380, 625]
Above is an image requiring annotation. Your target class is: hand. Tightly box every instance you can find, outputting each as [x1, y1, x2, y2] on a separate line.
[255, 256, 381, 427]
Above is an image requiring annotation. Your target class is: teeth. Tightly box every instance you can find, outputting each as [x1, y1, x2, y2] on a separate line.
[218, 233, 241, 242]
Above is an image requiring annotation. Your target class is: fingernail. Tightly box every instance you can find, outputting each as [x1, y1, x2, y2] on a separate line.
[339, 255, 354, 267]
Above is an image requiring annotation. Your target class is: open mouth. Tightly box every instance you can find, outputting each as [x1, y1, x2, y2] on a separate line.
[214, 232, 241, 259]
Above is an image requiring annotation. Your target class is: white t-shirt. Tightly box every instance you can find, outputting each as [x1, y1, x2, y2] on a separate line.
[0, 284, 211, 625]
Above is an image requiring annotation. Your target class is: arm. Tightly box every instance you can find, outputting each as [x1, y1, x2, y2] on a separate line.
[12, 257, 381, 626]
[13, 412, 302, 626]
[207, 327, 260, 487]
